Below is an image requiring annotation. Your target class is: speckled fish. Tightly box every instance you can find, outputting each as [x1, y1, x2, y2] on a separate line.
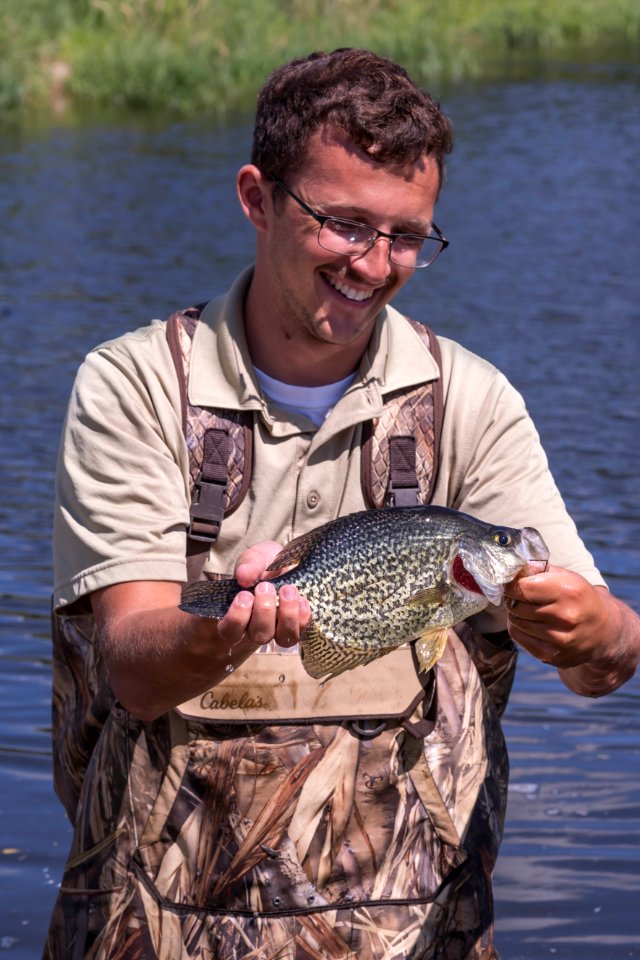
[179, 506, 549, 682]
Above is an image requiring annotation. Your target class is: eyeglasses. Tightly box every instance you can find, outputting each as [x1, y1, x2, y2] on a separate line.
[272, 177, 448, 269]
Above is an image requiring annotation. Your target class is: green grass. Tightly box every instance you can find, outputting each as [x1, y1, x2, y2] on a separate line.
[2, 0, 639, 123]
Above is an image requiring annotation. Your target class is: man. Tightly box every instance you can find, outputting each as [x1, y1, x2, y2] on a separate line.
[46, 49, 639, 959]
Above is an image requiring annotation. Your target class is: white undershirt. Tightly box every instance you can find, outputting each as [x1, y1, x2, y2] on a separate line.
[254, 367, 355, 427]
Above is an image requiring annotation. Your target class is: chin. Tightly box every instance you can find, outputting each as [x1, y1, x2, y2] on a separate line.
[313, 320, 373, 347]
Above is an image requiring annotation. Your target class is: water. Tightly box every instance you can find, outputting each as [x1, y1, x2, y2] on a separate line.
[1, 65, 639, 957]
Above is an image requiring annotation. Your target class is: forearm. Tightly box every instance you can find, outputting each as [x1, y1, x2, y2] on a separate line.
[92, 564, 306, 722]
[557, 593, 640, 698]
[102, 604, 258, 722]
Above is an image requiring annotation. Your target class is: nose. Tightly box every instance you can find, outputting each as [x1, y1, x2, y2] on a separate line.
[351, 236, 393, 284]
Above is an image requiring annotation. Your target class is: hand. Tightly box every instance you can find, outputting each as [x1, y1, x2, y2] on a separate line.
[217, 540, 310, 650]
[504, 563, 617, 670]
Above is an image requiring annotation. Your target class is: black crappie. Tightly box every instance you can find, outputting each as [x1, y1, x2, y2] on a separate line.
[179, 506, 549, 682]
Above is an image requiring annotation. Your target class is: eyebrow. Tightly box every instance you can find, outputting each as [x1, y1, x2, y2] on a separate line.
[318, 200, 432, 236]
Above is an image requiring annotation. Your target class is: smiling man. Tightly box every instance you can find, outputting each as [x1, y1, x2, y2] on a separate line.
[46, 49, 639, 960]
[239, 126, 443, 384]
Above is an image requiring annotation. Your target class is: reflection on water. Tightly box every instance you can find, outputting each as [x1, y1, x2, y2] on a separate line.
[1, 67, 639, 957]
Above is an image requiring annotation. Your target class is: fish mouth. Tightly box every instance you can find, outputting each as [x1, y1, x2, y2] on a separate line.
[455, 527, 551, 607]
[516, 527, 550, 567]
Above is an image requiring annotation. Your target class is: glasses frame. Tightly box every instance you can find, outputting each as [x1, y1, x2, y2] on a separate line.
[271, 176, 449, 269]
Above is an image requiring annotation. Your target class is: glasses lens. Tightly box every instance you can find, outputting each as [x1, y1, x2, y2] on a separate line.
[319, 219, 375, 255]
[391, 235, 443, 268]
[318, 217, 447, 268]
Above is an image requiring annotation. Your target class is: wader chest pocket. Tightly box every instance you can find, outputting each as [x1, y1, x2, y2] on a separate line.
[176, 647, 429, 726]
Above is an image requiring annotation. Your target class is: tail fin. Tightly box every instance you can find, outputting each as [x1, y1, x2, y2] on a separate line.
[179, 578, 241, 619]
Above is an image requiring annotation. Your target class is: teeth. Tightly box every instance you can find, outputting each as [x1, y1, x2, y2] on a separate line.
[327, 276, 374, 302]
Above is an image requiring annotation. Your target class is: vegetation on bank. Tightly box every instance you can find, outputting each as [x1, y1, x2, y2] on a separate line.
[2, 0, 639, 123]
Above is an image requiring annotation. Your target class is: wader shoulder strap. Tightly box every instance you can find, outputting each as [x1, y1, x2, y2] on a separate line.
[166, 306, 253, 580]
[168, 310, 442, 576]
[361, 317, 443, 508]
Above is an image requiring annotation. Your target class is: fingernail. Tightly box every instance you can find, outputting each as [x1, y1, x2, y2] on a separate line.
[255, 580, 275, 595]
[234, 591, 253, 608]
[281, 585, 297, 601]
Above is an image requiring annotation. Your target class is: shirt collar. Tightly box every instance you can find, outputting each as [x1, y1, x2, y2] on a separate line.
[189, 267, 263, 411]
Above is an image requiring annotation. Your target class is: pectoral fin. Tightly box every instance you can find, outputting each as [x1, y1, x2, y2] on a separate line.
[414, 628, 449, 674]
[406, 584, 449, 607]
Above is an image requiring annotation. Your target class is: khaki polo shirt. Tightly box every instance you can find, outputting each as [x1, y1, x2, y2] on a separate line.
[54, 267, 604, 634]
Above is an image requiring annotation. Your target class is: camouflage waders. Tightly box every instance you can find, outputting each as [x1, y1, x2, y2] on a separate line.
[45, 620, 515, 959]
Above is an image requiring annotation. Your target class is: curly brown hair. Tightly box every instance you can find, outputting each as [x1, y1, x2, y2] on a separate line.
[251, 48, 454, 189]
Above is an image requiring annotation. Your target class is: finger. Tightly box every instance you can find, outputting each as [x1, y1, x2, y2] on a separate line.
[273, 589, 312, 647]
[299, 596, 311, 629]
[506, 595, 550, 622]
[507, 601, 566, 640]
[246, 580, 278, 646]
[235, 541, 283, 587]
[504, 575, 548, 604]
[507, 618, 562, 662]
[508, 616, 587, 669]
[217, 590, 255, 645]
[274, 585, 301, 648]
[507, 591, 579, 634]
[504, 562, 564, 599]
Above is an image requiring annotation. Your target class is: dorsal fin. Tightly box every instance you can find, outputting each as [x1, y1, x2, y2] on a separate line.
[266, 525, 328, 572]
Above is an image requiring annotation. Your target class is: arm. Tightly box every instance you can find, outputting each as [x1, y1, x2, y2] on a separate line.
[504, 564, 640, 697]
[92, 542, 309, 722]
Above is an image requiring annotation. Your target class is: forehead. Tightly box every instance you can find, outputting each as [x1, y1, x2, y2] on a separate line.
[291, 126, 440, 223]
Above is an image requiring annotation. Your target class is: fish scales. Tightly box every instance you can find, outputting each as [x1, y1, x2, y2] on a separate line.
[179, 506, 549, 681]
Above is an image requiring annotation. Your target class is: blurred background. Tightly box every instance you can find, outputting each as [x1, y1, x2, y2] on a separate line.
[1, 2, 639, 957]
[1, 0, 639, 123]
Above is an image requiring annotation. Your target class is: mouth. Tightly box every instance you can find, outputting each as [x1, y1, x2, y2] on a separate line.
[324, 273, 377, 304]
[517, 527, 550, 566]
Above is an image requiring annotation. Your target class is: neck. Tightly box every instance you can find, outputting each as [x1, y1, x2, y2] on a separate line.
[249, 336, 364, 386]
[243, 281, 371, 387]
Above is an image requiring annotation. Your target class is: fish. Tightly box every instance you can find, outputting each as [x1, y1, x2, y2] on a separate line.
[179, 506, 549, 683]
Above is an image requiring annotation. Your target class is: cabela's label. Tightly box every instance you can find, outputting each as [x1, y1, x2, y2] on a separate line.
[199, 690, 270, 711]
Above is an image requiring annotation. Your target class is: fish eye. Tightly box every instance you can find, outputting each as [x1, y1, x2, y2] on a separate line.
[493, 531, 511, 547]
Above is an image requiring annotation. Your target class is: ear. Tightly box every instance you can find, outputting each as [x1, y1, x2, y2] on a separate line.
[236, 164, 272, 233]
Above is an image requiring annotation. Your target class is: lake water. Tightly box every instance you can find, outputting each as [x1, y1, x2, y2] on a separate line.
[0, 63, 639, 958]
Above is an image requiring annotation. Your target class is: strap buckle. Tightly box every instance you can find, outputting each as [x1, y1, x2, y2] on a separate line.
[188, 478, 226, 542]
[387, 434, 420, 506]
[388, 483, 421, 507]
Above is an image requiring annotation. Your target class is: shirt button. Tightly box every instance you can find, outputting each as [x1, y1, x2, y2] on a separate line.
[306, 490, 320, 509]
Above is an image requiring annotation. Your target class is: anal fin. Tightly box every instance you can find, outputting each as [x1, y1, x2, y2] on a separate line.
[301, 620, 394, 683]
